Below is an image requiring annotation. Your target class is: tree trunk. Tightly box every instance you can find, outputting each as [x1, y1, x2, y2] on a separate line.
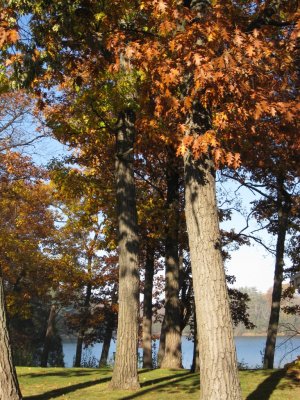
[142, 244, 155, 369]
[191, 308, 200, 373]
[263, 178, 290, 369]
[100, 285, 117, 368]
[99, 322, 113, 367]
[0, 275, 22, 400]
[161, 148, 182, 369]
[40, 304, 57, 368]
[74, 335, 84, 368]
[74, 276, 92, 368]
[184, 152, 241, 400]
[100, 284, 118, 367]
[110, 110, 140, 390]
[157, 315, 166, 367]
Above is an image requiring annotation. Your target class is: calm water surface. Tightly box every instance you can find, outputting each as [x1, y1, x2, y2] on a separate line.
[63, 336, 300, 369]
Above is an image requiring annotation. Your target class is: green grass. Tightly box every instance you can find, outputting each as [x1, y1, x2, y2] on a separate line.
[17, 367, 300, 400]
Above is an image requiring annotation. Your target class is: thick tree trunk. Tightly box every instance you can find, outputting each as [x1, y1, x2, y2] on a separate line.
[182, 0, 241, 385]
[191, 309, 200, 373]
[40, 304, 57, 368]
[0, 275, 22, 400]
[184, 152, 241, 400]
[110, 110, 140, 390]
[74, 278, 92, 368]
[161, 148, 182, 369]
[142, 244, 155, 369]
[263, 179, 290, 369]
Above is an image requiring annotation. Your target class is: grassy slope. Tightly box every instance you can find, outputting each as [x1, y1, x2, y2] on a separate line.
[17, 367, 300, 400]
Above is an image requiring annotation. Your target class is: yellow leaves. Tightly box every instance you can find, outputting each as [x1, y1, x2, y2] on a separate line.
[254, 101, 279, 120]
[246, 45, 255, 58]
[214, 112, 228, 130]
[159, 66, 180, 86]
[193, 53, 202, 66]
[234, 30, 244, 47]
[212, 149, 241, 169]
[184, 96, 192, 109]
[157, 0, 167, 13]
[177, 142, 187, 156]
[0, 27, 19, 47]
[169, 40, 176, 52]
[52, 24, 60, 32]
[95, 12, 106, 22]
[159, 20, 176, 36]
[177, 135, 193, 156]
[207, 32, 215, 42]
[125, 45, 135, 58]
[177, 131, 241, 170]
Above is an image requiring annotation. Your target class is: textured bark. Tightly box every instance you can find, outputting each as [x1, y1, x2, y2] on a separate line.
[100, 286, 117, 367]
[74, 335, 84, 368]
[184, 153, 241, 400]
[191, 310, 200, 373]
[142, 245, 155, 369]
[157, 315, 166, 367]
[0, 275, 22, 400]
[99, 323, 113, 367]
[161, 148, 182, 369]
[99, 284, 118, 368]
[40, 304, 57, 368]
[74, 277, 92, 368]
[182, 2, 241, 395]
[263, 179, 290, 369]
[110, 110, 140, 390]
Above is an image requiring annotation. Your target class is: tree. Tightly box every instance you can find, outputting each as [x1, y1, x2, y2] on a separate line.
[221, 125, 299, 368]
[160, 147, 182, 369]
[8, 0, 144, 388]
[8, 0, 299, 398]
[49, 163, 120, 368]
[0, 9, 27, 397]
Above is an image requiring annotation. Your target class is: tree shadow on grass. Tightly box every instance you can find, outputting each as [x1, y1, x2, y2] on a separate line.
[246, 369, 293, 400]
[120, 372, 199, 400]
[21, 369, 109, 379]
[24, 375, 112, 400]
[23, 370, 195, 400]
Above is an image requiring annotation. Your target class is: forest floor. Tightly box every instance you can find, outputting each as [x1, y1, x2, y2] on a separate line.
[17, 367, 300, 400]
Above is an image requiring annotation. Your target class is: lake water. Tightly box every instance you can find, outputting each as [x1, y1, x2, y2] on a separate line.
[63, 336, 300, 369]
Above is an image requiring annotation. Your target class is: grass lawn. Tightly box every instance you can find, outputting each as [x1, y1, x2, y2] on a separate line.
[17, 367, 300, 400]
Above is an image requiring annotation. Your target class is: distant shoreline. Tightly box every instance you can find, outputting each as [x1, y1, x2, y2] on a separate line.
[234, 333, 300, 337]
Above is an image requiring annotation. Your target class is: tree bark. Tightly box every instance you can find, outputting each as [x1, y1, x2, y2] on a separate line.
[191, 308, 200, 373]
[74, 335, 84, 368]
[182, 2, 241, 395]
[74, 276, 92, 368]
[263, 178, 290, 369]
[157, 315, 166, 367]
[99, 322, 113, 367]
[110, 110, 140, 390]
[161, 148, 182, 369]
[0, 275, 22, 400]
[142, 244, 155, 369]
[40, 304, 57, 368]
[99, 285, 118, 368]
[184, 152, 241, 400]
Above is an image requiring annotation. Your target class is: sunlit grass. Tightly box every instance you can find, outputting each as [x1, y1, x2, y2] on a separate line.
[17, 366, 300, 400]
